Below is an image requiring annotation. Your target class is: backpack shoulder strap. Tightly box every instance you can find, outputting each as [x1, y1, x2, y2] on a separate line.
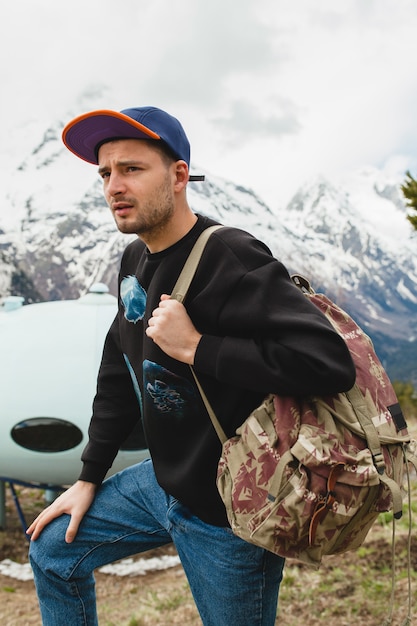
[171, 225, 223, 303]
[170, 223, 227, 443]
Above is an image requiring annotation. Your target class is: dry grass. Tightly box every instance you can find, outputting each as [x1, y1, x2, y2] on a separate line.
[1, 416, 416, 625]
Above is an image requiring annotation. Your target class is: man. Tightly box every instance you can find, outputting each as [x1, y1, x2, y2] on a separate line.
[28, 106, 356, 625]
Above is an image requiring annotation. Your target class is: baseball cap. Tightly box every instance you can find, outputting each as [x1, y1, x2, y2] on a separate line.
[62, 106, 204, 180]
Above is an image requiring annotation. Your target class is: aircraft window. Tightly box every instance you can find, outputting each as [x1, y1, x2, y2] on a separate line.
[11, 418, 83, 452]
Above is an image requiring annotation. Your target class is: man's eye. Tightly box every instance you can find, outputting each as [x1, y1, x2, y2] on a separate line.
[100, 172, 110, 180]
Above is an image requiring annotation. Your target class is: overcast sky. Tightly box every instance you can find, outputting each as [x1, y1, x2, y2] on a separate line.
[1, 0, 417, 207]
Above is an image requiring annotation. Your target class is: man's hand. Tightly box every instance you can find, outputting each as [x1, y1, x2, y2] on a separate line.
[146, 294, 202, 364]
[26, 480, 97, 543]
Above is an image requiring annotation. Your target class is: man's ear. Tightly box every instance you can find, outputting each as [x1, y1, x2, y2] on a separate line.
[173, 161, 189, 191]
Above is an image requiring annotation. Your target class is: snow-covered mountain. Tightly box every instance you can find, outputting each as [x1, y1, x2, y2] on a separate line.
[1, 112, 416, 383]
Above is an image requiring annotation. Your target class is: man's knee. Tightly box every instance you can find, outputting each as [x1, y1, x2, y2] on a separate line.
[29, 515, 70, 572]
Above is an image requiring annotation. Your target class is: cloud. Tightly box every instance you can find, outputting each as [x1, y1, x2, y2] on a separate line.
[127, 0, 282, 111]
[212, 98, 301, 148]
[1, 0, 417, 207]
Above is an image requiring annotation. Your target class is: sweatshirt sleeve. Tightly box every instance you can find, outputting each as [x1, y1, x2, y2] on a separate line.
[79, 314, 141, 484]
[193, 237, 356, 397]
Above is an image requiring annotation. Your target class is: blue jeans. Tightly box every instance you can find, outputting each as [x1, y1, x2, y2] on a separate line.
[29, 459, 285, 625]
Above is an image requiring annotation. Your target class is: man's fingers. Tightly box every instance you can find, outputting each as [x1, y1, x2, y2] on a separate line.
[65, 516, 81, 543]
[27, 507, 57, 541]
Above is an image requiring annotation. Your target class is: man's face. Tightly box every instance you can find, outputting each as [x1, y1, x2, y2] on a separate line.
[98, 139, 176, 239]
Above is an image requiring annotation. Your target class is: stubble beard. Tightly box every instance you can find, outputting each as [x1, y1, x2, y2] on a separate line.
[113, 173, 175, 239]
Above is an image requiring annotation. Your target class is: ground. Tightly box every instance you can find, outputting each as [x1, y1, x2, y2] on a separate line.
[1, 480, 416, 626]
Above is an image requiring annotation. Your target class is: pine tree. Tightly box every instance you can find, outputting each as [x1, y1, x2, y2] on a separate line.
[401, 170, 417, 230]
[393, 380, 417, 420]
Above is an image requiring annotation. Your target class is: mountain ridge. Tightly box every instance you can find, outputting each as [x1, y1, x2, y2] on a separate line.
[1, 112, 416, 383]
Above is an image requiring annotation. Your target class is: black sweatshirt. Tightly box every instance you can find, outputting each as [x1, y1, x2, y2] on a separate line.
[80, 214, 356, 526]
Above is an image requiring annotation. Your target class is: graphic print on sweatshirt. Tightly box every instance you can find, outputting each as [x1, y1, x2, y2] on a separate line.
[143, 360, 199, 420]
[123, 354, 143, 413]
[120, 275, 147, 323]
[120, 275, 198, 420]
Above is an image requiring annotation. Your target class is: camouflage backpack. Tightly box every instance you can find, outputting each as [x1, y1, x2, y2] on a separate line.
[172, 227, 417, 569]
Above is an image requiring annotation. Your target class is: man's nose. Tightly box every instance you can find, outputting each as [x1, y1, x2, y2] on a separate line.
[107, 172, 126, 196]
